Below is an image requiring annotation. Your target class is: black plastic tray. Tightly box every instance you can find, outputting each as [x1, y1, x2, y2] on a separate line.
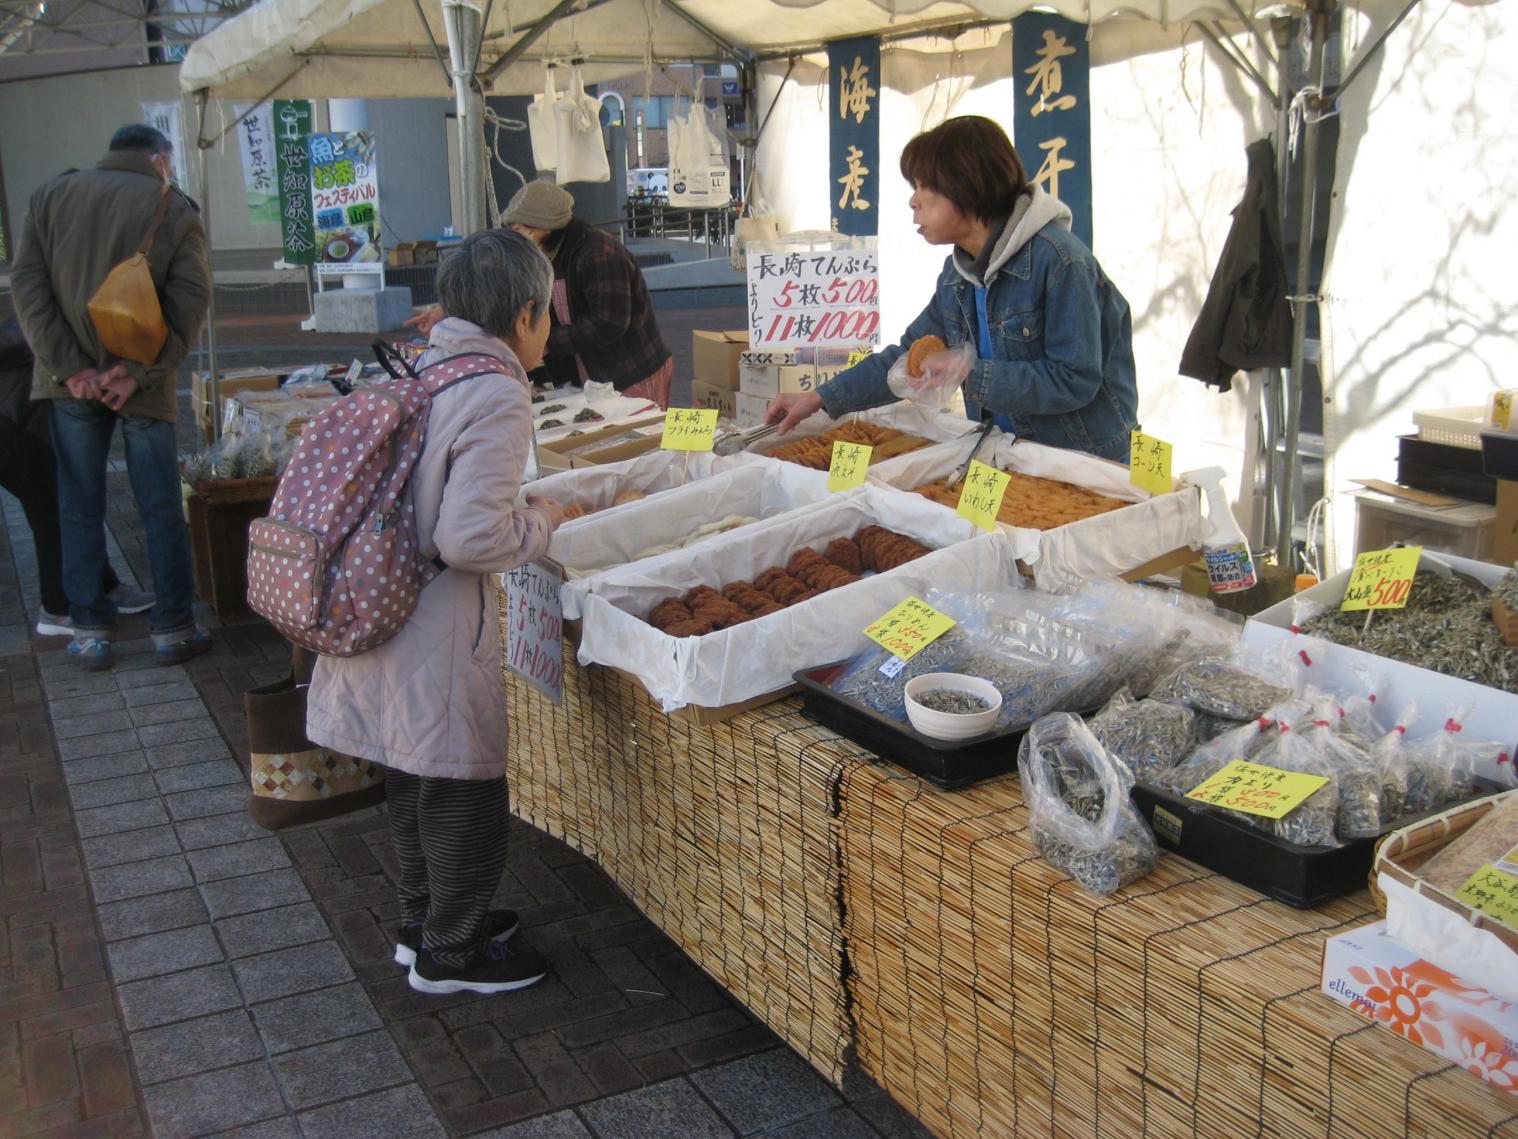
[1130, 781, 1504, 909]
[794, 660, 1028, 789]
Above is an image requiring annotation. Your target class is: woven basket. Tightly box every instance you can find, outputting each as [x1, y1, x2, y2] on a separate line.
[189, 475, 279, 505]
[1371, 788, 1518, 957]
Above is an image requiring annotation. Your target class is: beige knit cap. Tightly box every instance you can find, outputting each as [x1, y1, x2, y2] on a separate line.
[504, 180, 574, 230]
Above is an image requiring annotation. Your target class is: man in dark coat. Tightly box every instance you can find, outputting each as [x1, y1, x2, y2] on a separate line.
[10, 123, 212, 670]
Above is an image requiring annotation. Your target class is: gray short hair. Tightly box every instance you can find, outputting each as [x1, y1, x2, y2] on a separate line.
[436, 229, 553, 338]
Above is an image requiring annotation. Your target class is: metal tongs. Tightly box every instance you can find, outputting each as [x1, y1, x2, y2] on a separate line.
[713, 421, 780, 456]
[946, 416, 999, 489]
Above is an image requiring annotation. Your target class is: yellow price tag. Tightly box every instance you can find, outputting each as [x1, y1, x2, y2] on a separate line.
[846, 349, 873, 368]
[1340, 546, 1421, 612]
[1453, 864, 1518, 933]
[659, 408, 719, 452]
[1185, 759, 1329, 820]
[826, 441, 873, 493]
[955, 460, 1011, 531]
[862, 595, 957, 662]
[1129, 430, 1173, 495]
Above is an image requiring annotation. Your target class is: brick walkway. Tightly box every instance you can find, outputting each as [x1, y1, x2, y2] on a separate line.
[0, 307, 931, 1138]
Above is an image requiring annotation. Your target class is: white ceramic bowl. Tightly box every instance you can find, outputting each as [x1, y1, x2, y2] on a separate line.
[903, 673, 1002, 741]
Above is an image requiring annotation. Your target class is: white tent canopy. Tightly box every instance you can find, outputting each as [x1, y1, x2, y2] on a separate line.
[180, 0, 1272, 100]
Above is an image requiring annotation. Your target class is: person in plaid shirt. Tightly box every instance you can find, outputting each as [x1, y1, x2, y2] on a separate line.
[409, 182, 673, 407]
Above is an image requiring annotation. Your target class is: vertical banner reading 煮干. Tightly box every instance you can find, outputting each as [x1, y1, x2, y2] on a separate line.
[828, 36, 881, 238]
[1012, 13, 1093, 250]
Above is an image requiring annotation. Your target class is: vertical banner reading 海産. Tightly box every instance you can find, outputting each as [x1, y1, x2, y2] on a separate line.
[1012, 13, 1092, 250]
[273, 100, 316, 264]
[828, 36, 881, 237]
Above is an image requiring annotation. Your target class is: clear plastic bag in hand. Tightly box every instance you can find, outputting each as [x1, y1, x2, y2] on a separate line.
[886, 341, 976, 411]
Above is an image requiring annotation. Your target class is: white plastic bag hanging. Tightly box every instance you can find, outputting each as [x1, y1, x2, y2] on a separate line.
[553, 66, 610, 184]
[526, 67, 561, 172]
[667, 100, 730, 209]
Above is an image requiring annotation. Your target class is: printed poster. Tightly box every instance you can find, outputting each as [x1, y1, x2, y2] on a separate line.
[234, 103, 279, 226]
[308, 131, 383, 275]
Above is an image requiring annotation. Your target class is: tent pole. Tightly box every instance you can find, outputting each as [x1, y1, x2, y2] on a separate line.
[1259, 14, 1295, 551]
[195, 90, 222, 441]
[443, 0, 487, 234]
[1276, 0, 1332, 569]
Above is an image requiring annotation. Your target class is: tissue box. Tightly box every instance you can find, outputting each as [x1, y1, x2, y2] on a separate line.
[1321, 921, 1518, 1095]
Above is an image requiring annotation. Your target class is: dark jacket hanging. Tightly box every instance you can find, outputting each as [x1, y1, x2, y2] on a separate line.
[1179, 138, 1293, 392]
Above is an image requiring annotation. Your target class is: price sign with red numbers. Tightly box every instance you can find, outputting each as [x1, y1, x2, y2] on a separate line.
[1186, 759, 1328, 820]
[863, 596, 956, 662]
[1340, 546, 1421, 612]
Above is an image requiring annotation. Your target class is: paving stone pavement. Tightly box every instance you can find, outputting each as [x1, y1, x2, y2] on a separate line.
[0, 308, 934, 1138]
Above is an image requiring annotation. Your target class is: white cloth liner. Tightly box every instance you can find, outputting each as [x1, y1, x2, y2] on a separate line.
[1379, 872, 1518, 1005]
[522, 447, 756, 514]
[552, 460, 834, 594]
[865, 433, 1205, 591]
[573, 484, 1037, 711]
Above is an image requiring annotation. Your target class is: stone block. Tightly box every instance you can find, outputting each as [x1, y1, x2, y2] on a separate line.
[249, 982, 379, 1054]
[312, 286, 414, 334]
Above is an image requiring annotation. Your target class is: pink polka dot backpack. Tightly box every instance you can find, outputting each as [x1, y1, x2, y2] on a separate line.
[245, 344, 506, 656]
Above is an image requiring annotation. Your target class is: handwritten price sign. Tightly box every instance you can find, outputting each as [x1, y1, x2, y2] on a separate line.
[1454, 864, 1518, 933]
[660, 408, 719, 452]
[1340, 546, 1421, 612]
[1185, 759, 1328, 820]
[827, 441, 872, 493]
[863, 596, 956, 662]
[956, 460, 1011, 531]
[504, 561, 564, 703]
[1129, 430, 1173, 495]
[747, 245, 882, 348]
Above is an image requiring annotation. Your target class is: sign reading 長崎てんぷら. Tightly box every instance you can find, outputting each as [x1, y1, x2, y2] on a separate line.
[746, 242, 881, 349]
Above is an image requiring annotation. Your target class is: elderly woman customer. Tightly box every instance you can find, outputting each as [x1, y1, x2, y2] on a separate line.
[306, 229, 565, 995]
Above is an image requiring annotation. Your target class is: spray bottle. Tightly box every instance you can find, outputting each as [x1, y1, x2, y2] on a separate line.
[1183, 467, 1257, 594]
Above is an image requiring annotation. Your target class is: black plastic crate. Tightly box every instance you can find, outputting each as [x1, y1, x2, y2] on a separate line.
[1130, 780, 1505, 909]
[794, 660, 1029, 789]
[1396, 435, 1495, 502]
[1481, 430, 1518, 480]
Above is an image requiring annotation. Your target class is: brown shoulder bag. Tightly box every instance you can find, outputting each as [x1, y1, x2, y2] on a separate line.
[86, 184, 172, 365]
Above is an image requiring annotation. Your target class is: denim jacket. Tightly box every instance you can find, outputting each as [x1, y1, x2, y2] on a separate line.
[817, 188, 1139, 461]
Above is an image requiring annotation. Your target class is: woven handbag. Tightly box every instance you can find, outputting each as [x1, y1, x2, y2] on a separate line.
[86, 184, 172, 365]
[245, 646, 385, 830]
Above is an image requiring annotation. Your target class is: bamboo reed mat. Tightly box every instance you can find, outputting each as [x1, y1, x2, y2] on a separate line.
[500, 617, 863, 1080]
[838, 764, 1518, 1139]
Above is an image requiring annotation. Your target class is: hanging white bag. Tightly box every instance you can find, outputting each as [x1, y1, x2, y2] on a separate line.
[553, 65, 610, 184]
[526, 66, 561, 173]
[667, 100, 730, 209]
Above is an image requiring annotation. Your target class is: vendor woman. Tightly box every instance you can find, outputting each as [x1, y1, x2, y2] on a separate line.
[766, 116, 1138, 462]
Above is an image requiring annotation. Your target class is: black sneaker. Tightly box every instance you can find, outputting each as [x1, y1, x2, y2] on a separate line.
[393, 908, 519, 968]
[408, 938, 548, 995]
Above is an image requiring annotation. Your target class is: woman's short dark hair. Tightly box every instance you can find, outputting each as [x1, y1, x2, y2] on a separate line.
[436, 229, 553, 339]
[899, 116, 1028, 224]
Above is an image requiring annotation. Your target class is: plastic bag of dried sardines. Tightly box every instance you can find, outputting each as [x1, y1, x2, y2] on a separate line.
[828, 585, 1112, 727]
[1300, 695, 1384, 840]
[1086, 687, 1198, 784]
[1240, 701, 1342, 847]
[1019, 713, 1158, 895]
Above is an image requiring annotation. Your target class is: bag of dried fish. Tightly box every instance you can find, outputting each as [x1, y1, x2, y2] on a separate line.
[1301, 698, 1382, 840]
[1149, 656, 1291, 722]
[1165, 712, 1277, 794]
[1018, 713, 1158, 896]
[1372, 712, 1416, 824]
[1398, 707, 1485, 815]
[1087, 688, 1197, 784]
[1232, 705, 1340, 847]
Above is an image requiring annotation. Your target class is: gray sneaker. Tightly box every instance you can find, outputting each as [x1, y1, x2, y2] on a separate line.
[36, 608, 73, 637]
[107, 584, 156, 615]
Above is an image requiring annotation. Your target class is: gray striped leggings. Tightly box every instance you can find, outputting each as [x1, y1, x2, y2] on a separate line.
[385, 770, 510, 970]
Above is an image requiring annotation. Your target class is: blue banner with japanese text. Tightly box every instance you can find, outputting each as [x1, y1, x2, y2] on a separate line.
[828, 36, 881, 237]
[1012, 14, 1092, 249]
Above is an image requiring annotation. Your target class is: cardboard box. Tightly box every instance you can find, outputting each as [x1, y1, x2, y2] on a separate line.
[191, 369, 283, 443]
[388, 242, 416, 266]
[1497, 479, 1518, 565]
[691, 331, 748, 389]
[691, 379, 736, 419]
[569, 427, 664, 469]
[1321, 921, 1518, 1096]
[734, 390, 770, 428]
[535, 416, 665, 473]
[1241, 552, 1518, 768]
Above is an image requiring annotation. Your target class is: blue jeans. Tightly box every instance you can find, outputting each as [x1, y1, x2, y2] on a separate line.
[50, 400, 195, 639]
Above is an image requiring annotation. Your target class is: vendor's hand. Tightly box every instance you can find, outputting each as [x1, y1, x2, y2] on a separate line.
[404, 305, 445, 336]
[97, 367, 138, 412]
[527, 494, 566, 528]
[63, 367, 103, 400]
[764, 391, 824, 435]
